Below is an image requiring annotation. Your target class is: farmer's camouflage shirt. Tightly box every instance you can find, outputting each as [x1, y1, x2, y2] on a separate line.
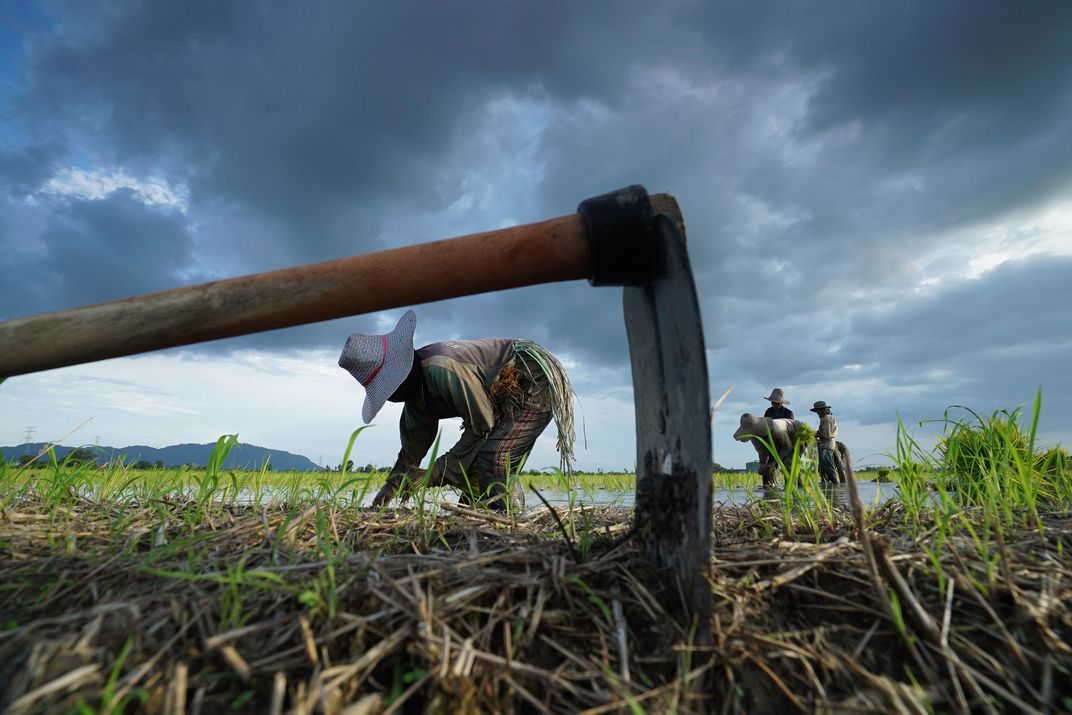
[395, 338, 549, 483]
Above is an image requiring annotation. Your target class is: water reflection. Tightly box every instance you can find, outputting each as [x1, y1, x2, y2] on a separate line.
[530, 479, 896, 510]
[186, 479, 897, 511]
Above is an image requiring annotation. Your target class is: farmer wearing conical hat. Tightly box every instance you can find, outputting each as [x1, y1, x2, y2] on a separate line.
[763, 388, 794, 420]
[811, 401, 845, 485]
[339, 310, 575, 511]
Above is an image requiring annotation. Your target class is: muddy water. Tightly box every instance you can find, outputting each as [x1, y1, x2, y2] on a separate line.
[228, 479, 897, 510]
[532, 480, 896, 510]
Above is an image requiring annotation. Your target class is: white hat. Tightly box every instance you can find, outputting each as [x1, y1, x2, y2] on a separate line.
[338, 310, 417, 423]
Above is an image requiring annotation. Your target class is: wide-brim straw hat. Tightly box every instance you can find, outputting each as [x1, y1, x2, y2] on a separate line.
[338, 310, 417, 423]
[764, 388, 789, 405]
[810, 400, 832, 413]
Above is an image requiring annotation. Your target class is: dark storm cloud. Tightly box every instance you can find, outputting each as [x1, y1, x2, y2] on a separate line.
[3, 0, 1072, 450]
[18, 3, 682, 245]
[0, 190, 197, 318]
[0, 141, 63, 196]
[841, 255, 1072, 410]
[18, 1, 1072, 252]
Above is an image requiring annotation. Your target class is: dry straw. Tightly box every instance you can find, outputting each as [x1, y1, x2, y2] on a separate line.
[2, 495, 1070, 713]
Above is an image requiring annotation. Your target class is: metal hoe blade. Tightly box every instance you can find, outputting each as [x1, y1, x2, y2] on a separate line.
[580, 187, 712, 639]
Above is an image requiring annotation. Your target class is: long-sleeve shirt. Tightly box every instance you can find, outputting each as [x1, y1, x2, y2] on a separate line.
[764, 404, 794, 420]
[817, 414, 838, 451]
[395, 338, 517, 483]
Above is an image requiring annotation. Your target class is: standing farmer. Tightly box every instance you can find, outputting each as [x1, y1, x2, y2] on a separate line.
[811, 401, 846, 484]
[763, 388, 794, 420]
[757, 388, 795, 478]
[339, 310, 575, 511]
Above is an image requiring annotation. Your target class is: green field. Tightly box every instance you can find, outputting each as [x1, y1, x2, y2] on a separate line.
[2, 397, 1071, 712]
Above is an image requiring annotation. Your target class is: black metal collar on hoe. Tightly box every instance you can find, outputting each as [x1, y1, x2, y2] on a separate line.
[0, 184, 712, 637]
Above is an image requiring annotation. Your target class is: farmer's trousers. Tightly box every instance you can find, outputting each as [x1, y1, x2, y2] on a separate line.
[818, 447, 846, 485]
[374, 408, 551, 511]
[463, 408, 552, 510]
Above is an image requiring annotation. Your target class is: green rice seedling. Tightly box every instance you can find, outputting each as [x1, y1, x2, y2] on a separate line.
[457, 464, 479, 505]
[596, 472, 635, 491]
[960, 518, 1000, 597]
[745, 430, 808, 536]
[222, 470, 243, 505]
[521, 470, 637, 497]
[918, 481, 960, 593]
[889, 413, 939, 529]
[780, 454, 802, 536]
[713, 470, 762, 491]
[145, 562, 289, 628]
[245, 459, 273, 509]
[205, 434, 239, 480]
[887, 588, 912, 646]
[272, 505, 304, 563]
[139, 529, 218, 569]
[73, 636, 148, 714]
[188, 435, 239, 519]
[505, 452, 527, 521]
[318, 475, 372, 508]
[38, 447, 76, 511]
[330, 425, 383, 506]
[92, 458, 127, 502]
[801, 476, 836, 541]
[275, 471, 302, 506]
[556, 468, 579, 538]
[671, 616, 701, 714]
[384, 664, 430, 710]
[476, 451, 528, 522]
[348, 470, 381, 507]
[402, 430, 444, 544]
[218, 559, 256, 631]
[340, 425, 373, 475]
[600, 667, 646, 715]
[229, 691, 256, 711]
[298, 565, 339, 621]
[794, 422, 817, 454]
[936, 399, 1030, 499]
[299, 508, 342, 620]
[915, 391, 1072, 532]
[577, 507, 594, 562]
[568, 576, 612, 623]
[0, 460, 10, 509]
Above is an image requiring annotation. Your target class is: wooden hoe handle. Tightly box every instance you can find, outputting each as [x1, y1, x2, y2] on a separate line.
[0, 187, 680, 377]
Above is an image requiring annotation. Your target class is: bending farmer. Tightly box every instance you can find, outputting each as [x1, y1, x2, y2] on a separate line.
[759, 388, 794, 477]
[734, 414, 804, 488]
[338, 310, 575, 511]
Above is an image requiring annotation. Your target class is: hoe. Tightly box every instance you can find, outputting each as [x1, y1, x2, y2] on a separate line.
[0, 185, 713, 637]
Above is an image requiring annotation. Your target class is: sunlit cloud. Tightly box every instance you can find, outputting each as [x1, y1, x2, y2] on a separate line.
[41, 167, 188, 210]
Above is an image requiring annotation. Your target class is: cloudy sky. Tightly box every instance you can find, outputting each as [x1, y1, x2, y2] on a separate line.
[2, 1, 1070, 471]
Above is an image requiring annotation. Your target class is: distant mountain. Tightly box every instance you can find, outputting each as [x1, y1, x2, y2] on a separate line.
[1, 441, 323, 471]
